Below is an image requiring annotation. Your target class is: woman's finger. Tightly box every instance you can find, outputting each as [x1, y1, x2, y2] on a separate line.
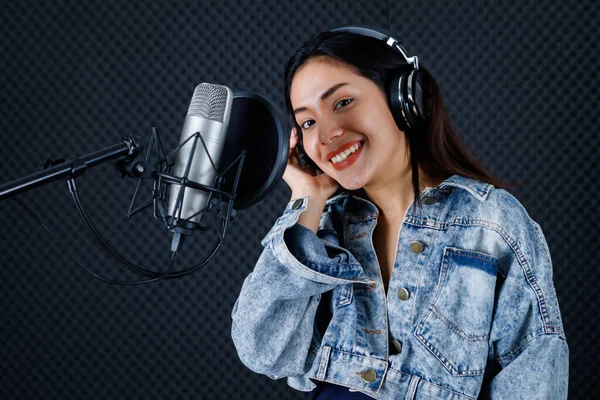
[288, 128, 302, 166]
[289, 128, 298, 150]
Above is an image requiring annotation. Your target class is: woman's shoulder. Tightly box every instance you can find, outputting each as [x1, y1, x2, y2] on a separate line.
[442, 175, 542, 242]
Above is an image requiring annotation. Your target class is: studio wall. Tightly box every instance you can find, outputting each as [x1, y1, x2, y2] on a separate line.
[1, 1, 597, 398]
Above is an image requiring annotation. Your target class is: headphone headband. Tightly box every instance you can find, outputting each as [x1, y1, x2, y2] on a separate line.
[330, 25, 420, 70]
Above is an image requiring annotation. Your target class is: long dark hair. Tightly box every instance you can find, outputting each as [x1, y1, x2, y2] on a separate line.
[283, 31, 514, 209]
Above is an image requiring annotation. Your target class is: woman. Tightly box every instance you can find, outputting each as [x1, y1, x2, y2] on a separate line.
[231, 27, 568, 399]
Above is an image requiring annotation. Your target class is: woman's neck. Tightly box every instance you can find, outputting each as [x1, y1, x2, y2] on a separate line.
[364, 167, 441, 221]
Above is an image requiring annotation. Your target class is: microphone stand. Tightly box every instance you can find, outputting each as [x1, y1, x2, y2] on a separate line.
[0, 137, 141, 200]
[0, 128, 247, 284]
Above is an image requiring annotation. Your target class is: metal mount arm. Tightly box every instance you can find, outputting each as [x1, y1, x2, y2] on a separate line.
[0, 136, 140, 200]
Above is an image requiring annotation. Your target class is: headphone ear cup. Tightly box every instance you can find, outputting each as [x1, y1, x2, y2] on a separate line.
[388, 71, 411, 132]
[389, 69, 427, 132]
[405, 69, 427, 129]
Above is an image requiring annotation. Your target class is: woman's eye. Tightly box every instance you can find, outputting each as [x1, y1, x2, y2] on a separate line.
[301, 120, 315, 130]
[335, 98, 354, 109]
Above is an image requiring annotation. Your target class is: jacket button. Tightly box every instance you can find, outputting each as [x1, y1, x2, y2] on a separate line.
[409, 241, 424, 253]
[397, 287, 410, 301]
[392, 339, 403, 354]
[423, 196, 436, 205]
[360, 369, 377, 383]
[291, 199, 303, 210]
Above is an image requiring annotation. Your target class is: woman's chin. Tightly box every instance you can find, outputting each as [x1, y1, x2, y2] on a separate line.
[336, 175, 367, 191]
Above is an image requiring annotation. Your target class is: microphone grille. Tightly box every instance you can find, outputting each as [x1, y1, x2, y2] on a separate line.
[188, 83, 230, 122]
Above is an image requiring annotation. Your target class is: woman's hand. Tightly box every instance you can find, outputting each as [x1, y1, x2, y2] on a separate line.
[283, 128, 340, 233]
[283, 127, 340, 201]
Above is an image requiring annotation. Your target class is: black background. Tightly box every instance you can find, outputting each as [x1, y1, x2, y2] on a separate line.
[0, 1, 597, 399]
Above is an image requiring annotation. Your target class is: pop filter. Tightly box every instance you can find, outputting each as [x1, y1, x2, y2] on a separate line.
[219, 91, 288, 210]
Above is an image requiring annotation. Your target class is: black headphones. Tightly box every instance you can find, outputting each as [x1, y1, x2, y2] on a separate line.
[295, 26, 427, 170]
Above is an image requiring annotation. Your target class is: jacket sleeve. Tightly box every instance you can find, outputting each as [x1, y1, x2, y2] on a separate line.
[479, 220, 569, 399]
[230, 197, 372, 378]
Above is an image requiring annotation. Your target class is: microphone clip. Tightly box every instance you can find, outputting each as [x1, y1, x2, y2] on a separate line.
[124, 126, 246, 242]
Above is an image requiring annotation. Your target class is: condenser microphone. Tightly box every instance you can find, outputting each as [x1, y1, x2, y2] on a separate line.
[166, 83, 233, 229]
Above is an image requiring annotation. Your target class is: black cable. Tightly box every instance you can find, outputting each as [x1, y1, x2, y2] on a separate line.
[66, 178, 224, 279]
[9, 177, 228, 283]
[12, 196, 178, 285]
[67, 179, 156, 277]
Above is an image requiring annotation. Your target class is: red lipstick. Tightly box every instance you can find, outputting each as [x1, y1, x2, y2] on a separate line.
[329, 140, 363, 171]
[326, 140, 363, 160]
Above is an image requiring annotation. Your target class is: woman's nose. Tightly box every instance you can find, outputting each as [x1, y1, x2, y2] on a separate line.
[320, 120, 344, 144]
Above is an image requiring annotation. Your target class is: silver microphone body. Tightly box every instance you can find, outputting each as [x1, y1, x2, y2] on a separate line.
[167, 83, 233, 226]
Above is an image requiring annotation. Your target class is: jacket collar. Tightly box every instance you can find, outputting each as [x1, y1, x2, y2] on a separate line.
[326, 174, 494, 207]
[437, 174, 493, 202]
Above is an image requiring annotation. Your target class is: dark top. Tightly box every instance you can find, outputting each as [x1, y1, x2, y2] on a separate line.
[308, 381, 373, 399]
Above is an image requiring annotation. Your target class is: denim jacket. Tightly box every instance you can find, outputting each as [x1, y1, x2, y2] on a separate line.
[231, 175, 569, 399]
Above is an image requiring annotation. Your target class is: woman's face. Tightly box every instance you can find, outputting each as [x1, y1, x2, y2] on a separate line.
[290, 57, 411, 191]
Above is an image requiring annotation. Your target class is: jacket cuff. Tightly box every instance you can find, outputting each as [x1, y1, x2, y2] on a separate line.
[261, 197, 372, 285]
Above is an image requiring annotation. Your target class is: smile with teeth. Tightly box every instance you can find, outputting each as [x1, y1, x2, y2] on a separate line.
[330, 142, 362, 164]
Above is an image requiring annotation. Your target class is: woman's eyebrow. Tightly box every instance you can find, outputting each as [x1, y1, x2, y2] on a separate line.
[293, 82, 350, 115]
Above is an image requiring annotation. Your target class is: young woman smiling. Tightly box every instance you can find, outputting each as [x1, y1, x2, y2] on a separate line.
[231, 27, 568, 400]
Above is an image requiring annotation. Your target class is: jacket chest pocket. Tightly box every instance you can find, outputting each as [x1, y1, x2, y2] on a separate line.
[414, 247, 498, 377]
